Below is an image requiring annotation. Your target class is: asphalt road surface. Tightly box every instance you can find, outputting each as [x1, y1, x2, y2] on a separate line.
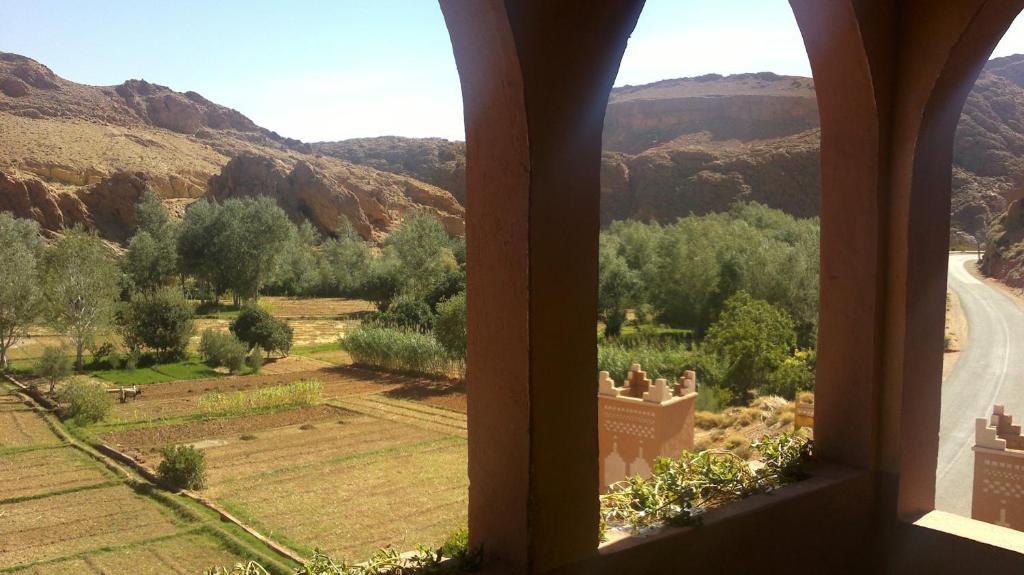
[936, 254, 1024, 515]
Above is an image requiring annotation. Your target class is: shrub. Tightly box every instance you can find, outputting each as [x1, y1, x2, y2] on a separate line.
[158, 444, 207, 490]
[58, 378, 111, 424]
[38, 346, 73, 394]
[198, 329, 247, 373]
[340, 325, 462, 377]
[230, 304, 293, 357]
[434, 291, 466, 359]
[197, 380, 322, 415]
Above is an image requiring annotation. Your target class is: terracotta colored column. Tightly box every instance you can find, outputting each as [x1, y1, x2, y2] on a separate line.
[440, 1, 643, 572]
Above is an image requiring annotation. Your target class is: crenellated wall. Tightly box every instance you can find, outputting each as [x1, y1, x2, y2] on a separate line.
[597, 364, 697, 491]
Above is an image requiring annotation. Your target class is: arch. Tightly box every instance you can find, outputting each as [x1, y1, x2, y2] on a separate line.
[892, 0, 1024, 517]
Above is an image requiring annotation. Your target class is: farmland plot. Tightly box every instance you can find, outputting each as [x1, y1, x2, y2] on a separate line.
[91, 367, 470, 563]
[0, 447, 113, 502]
[0, 485, 181, 569]
[0, 385, 259, 573]
[7, 533, 242, 575]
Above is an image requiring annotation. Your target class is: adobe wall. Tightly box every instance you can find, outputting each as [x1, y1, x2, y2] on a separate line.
[597, 366, 697, 491]
[973, 406, 1024, 530]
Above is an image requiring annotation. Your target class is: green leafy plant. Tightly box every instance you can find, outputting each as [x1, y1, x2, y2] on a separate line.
[600, 433, 812, 535]
[158, 444, 207, 490]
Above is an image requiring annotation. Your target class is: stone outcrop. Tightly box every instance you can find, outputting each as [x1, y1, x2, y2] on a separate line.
[207, 154, 463, 241]
[0, 170, 153, 241]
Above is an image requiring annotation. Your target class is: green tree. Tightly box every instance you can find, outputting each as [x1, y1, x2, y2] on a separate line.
[382, 213, 458, 301]
[177, 199, 223, 300]
[117, 288, 196, 361]
[361, 258, 403, 311]
[42, 227, 120, 370]
[268, 220, 322, 296]
[704, 292, 797, 402]
[435, 290, 466, 359]
[0, 214, 44, 369]
[230, 304, 293, 357]
[598, 235, 641, 338]
[125, 191, 180, 292]
[38, 346, 72, 394]
[212, 197, 295, 303]
[320, 217, 373, 296]
[135, 189, 171, 236]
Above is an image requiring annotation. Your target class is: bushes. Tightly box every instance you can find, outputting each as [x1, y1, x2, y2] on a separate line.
[58, 378, 111, 424]
[198, 329, 248, 373]
[341, 325, 461, 377]
[230, 304, 293, 357]
[198, 380, 322, 415]
[158, 444, 207, 490]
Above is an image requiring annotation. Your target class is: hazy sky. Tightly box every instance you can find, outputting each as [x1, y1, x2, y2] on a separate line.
[3, 1, 1024, 142]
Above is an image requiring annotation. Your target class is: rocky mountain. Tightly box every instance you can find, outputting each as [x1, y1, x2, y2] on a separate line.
[0, 52, 463, 242]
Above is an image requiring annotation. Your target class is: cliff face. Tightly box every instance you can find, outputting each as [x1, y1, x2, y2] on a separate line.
[0, 52, 463, 242]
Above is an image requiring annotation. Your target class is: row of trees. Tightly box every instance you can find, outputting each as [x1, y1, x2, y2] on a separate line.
[123, 192, 467, 312]
[0, 214, 119, 370]
[598, 202, 819, 346]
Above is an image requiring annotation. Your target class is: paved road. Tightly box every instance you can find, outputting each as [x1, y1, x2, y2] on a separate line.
[936, 254, 1024, 515]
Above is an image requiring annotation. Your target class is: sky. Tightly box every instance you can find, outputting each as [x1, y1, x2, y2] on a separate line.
[3, 1, 1024, 143]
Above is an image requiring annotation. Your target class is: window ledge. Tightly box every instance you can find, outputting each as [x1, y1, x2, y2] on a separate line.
[598, 462, 866, 554]
[912, 510, 1024, 555]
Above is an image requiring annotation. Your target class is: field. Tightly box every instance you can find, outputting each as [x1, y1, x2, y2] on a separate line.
[4, 296, 469, 566]
[0, 385, 265, 574]
[88, 363, 469, 561]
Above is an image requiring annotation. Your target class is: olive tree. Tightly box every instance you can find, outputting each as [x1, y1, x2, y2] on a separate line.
[42, 227, 120, 370]
[0, 214, 45, 369]
[230, 304, 293, 357]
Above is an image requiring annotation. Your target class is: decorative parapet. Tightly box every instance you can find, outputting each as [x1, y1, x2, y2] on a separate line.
[972, 405, 1024, 531]
[598, 364, 698, 491]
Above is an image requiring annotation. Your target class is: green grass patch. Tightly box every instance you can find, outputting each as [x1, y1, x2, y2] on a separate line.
[291, 341, 341, 356]
[92, 359, 222, 386]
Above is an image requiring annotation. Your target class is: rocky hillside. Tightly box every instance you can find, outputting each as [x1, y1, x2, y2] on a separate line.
[313, 137, 466, 205]
[983, 198, 1024, 287]
[0, 52, 463, 242]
